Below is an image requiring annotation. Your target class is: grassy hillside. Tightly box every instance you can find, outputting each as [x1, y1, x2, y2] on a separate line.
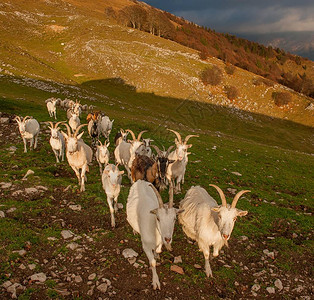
[0, 0, 313, 127]
[0, 74, 313, 299]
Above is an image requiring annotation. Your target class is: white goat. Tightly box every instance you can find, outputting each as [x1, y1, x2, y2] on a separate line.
[99, 115, 114, 139]
[179, 184, 249, 277]
[114, 129, 146, 181]
[46, 98, 58, 119]
[14, 116, 40, 153]
[102, 164, 124, 228]
[69, 113, 80, 132]
[166, 129, 198, 193]
[136, 138, 154, 157]
[61, 123, 92, 192]
[127, 180, 183, 290]
[46, 121, 65, 163]
[96, 140, 110, 175]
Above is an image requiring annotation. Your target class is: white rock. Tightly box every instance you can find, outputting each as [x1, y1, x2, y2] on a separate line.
[122, 248, 138, 259]
[231, 171, 242, 176]
[0, 117, 9, 124]
[74, 275, 82, 283]
[30, 272, 47, 282]
[292, 233, 298, 238]
[240, 235, 248, 241]
[13, 249, 26, 256]
[117, 203, 123, 209]
[7, 283, 24, 298]
[22, 169, 34, 180]
[7, 207, 17, 213]
[97, 283, 108, 293]
[47, 237, 57, 241]
[61, 230, 74, 239]
[66, 242, 79, 250]
[88, 273, 96, 280]
[227, 188, 237, 194]
[19, 264, 26, 270]
[0, 182, 12, 189]
[2, 281, 12, 288]
[8, 146, 17, 152]
[0, 211, 5, 218]
[25, 187, 39, 194]
[69, 204, 81, 211]
[35, 185, 48, 191]
[274, 279, 283, 291]
[28, 264, 36, 270]
[266, 287, 275, 294]
[12, 190, 23, 196]
[251, 284, 260, 292]
[173, 256, 182, 264]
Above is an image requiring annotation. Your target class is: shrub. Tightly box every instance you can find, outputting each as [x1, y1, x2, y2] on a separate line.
[272, 92, 292, 106]
[224, 85, 239, 100]
[199, 48, 209, 60]
[225, 64, 236, 75]
[253, 77, 274, 87]
[200, 66, 223, 86]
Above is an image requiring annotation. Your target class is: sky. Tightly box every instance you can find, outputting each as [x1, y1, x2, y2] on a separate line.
[142, 0, 314, 34]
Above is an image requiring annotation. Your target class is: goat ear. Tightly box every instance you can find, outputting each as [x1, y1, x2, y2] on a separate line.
[61, 131, 68, 140]
[187, 144, 193, 148]
[77, 132, 84, 140]
[176, 208, 184, 214]
[237, 209, 248, 217]
[211, 207, 220, 213]
[106, 142, 110, 147]
[150, 209, 158, 215]
[168, 160, 175, 164]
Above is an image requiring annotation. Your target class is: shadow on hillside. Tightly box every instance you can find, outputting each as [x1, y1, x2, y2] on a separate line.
[0, 75, 312, 153]
[80, 77, 313, 153]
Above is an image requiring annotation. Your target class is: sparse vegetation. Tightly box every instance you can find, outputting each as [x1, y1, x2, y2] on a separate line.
[224, 85, 239, 100]
[272, 91, 292, 106]
[200, 66, 223, 86]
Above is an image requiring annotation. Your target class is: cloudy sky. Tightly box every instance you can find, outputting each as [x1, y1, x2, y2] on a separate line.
[142, 0, 314, 34]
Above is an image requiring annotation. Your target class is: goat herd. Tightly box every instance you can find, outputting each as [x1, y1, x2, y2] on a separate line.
[13, 97, 250, 290]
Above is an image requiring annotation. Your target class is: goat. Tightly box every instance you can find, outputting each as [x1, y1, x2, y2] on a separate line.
[151, 145, 175, 191]
[166, 129, 198, 193]
[46, 121, 65, 163]
[69, 112, 80, 132]
[73, 100, 81, 116]
[87, 112, 101, 147]
[114, 129, 146, 181]
[14, 116, 40, 153]
[136, 138, 154, 157]
[131, 154, 157, 184]
[114, 129, 128, 146]
[46, 98, 58, 119]
[61, 123, 93, 192]
[126, 180, 183, 290]
[179, 184, 249, 277]
[96, 140, 110, 175]
[102, 164, 124, 228]
[99, 115, 114, 139]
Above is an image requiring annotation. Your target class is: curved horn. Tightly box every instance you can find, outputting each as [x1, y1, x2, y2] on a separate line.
[126, 129, 136, 141]
[137, 130, 147, 141]
[166, 145, 174, 157]
[97, 139, 103, 146]
[149, 184, 164, 208]
[184, 134, 199, 144]
[45, 121, 54, 128]
[54, 121, 64, 129]
[209, 184, 227, 207]
[152, 145, 162, 156]
[23, 116, 31, 122]
[14, 116, 21, 122]
[167, 129, 182, 144]
[61, 122, 72, 136]
[231, 190, 251, 208]
[74, 124, 87, 137]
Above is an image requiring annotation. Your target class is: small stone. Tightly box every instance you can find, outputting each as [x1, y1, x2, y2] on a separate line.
[12, 190, 23, 196]
[8, 146, 17, 153]
[274, 279, 283, 291]
[266, 287, 275, 294]
[13, 249, 27, 256]
[122, 248, 138, 258]
[19, 264, 26, 270]
[102, 278, 111, 286]
[170, 265, 184, 274]
[251, 284, 260, 292]
[61, 230, 74, 239]
[69, 204, 81, 211]
[2, 281, 12, 288]
[133, 263, 140, 268]
[87, 286, 95, 296]
[240, 235, 248, 241]
[30, 273, 47, 282]
[0, 117, 9, 124]
[194, 264, 202, 269]
[0, 211, 5, 218]
[117, 203, 123, 209]
[173, 256, 182, 264]
[292, 233, 298, 238]
[231, 171, 242, 176]
[6, 207, 16, 213]
[74, 275, 82, 283]
[128, 257, 136, 264]
[227, 188, 237, 195]
[28, 264, 36, 270]
[47, 237, 57, 241]
[25, 187, 39, 194]
[66, 242, 79, 250]
[97, 283, 108, 293]
[88, 273, 96, 280]
[0, 182, 12, 189]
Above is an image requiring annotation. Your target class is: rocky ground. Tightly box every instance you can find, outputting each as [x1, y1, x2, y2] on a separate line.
[0, 112, 313, 299]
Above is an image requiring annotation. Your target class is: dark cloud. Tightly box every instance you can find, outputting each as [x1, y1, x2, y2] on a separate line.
[142, 0, 314, 33]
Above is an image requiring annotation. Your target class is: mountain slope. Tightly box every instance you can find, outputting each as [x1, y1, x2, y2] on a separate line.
[0, 0, 313, 127]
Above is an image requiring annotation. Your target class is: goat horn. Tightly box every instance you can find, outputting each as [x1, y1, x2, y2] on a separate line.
[126, 129, 136, 140]
[74, 124, 87, 137]
[61, 122, 72, 136]
[54, 121, 64, 129]
[231, 190, 251, 208]
[184, 134, 199, 144]
[209, 184, 227, 207]
[166, 145, 174, 157]
[167, 129, 182, 144]
[97, 139, 102, 146]
[149, 184, 164, 208]
[46, 121, 54, 128]
[14, 116, 21, 122]
[23, 116, 31, 122]
[152, 145, 162, 156]
[137, 130, 147, 141]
